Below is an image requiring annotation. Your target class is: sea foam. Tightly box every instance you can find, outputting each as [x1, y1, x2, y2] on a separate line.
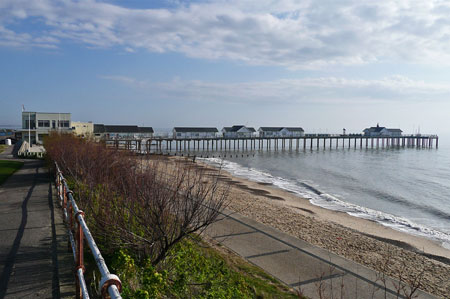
[201, 157, 450, 250]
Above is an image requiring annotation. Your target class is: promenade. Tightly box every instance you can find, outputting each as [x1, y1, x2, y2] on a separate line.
[0, 146, 73, 298]
[205, 210, 437, 299]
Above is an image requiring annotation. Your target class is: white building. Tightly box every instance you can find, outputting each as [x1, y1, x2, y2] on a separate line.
[258, 127, 305, 138]
[21, 112, 71, 144]
[363, 124, 403, 137]
[173, 127, 218, 139]
[222, 125, 256, 138]
[93, 124, 153, 139]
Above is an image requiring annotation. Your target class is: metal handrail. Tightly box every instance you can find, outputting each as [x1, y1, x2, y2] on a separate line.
[55, 162, 122, 299]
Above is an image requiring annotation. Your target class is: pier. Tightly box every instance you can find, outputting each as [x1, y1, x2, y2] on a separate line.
[105, 134, 439, 154]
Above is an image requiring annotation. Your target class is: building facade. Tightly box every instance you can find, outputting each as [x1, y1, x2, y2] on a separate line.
[173, 127, 218, 139]
[93, 124, 154, 139]
[222, 125, 256, 138]
[71, 121, 94, 138]
[363, 124, 403, 137]
[21, 112, 71, 144]
[258, 127, 305, 137]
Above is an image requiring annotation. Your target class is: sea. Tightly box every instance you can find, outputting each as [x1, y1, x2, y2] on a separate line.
[148, 130, 450, 250]
[189, 140, 450, 250]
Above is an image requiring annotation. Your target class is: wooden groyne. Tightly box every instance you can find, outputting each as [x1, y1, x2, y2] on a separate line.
[106, 135, 439, 153]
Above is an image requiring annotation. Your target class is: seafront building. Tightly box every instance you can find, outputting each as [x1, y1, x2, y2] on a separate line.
[21, 111, 71, 144]
[173, 127, 218, 139]
[93, 124, 154, 139]
[222, 125, 256, 138]
[363, 124, 402, 137]
[71, 121, 94, 138]
[258, 127, 305, 138]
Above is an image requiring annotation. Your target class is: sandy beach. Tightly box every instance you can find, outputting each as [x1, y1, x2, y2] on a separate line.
[150, 155, 450, 297]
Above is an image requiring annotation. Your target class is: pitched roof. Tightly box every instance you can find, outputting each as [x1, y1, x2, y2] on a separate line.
[284, 127, 304, 132]
[364, 126, 386, 132]
[230, 125, 245, 131]
[139, 127, 154, 133]
[387, 128, 403, 132]
[174, 127, 218, 133]
[223, 125, 256, 132]
[259, 127, 283, 132]
[104, 125, 139, 133]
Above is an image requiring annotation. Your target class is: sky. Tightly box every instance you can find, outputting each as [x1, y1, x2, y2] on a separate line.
[1, 0, 450, 136]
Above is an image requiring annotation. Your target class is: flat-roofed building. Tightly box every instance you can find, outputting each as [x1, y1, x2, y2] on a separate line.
[21, 112, 71, 144]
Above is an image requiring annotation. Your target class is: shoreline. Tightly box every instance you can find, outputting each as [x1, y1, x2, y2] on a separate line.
[195, 158, 450, 262]
[151, 155, 450, 297]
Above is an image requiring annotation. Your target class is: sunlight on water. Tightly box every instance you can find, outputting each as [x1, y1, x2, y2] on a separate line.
[199, 146, 450, 249]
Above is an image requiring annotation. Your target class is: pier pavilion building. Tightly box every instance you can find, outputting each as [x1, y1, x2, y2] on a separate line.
[363, 124, 403, 137]
[258, 127, 305, 138]
[173, 127, 218, 139]
[222, 125, 256, 138]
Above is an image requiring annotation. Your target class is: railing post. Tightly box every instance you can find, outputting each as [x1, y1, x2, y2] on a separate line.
[63, 184, 67, 211]
[67, 190, 74, 253]
[75, 211, 85, 299]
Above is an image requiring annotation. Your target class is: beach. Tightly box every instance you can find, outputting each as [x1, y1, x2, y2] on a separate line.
[190, 156, 450, 298]
[147, 155, 450, 297]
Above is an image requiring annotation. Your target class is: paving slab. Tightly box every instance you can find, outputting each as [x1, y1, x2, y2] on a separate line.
[204, 209, 437, 299]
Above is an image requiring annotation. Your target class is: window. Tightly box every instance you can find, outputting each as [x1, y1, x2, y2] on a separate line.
[38, 120, 50, 127]
[58, 120, 70, 128]
[24, 120, 36, 129]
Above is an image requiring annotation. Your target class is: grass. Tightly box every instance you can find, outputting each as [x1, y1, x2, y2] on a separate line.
[0, 145, 8, 154]
[0, 160, 23, 185]
[99, 236, 301, 299]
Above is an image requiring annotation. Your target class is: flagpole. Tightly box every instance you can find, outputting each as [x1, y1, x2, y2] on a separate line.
[28, 112, 31, 146]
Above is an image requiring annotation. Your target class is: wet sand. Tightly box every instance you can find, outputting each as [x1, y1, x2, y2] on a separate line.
[147, 155, 450, 297]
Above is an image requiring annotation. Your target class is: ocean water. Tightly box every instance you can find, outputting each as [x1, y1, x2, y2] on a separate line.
[196, 144, 450, 250]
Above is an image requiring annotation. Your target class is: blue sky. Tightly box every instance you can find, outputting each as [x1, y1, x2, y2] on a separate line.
[1, 0, 450, 136]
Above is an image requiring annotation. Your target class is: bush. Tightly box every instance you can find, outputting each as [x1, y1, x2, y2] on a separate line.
[44, 132, 228, 266]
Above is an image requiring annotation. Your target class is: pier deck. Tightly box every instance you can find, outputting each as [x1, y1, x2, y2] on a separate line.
[106, 135, 438, 153]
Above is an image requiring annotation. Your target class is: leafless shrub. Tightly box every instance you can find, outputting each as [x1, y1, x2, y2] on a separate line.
[45, 133, 229, 265]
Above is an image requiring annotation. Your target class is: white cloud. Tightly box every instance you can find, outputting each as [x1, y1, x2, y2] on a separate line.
[1, 0, 450, 68]
[101, 74, 450, 104]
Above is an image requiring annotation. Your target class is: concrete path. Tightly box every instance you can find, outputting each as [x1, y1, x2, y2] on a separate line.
[0, 146, 74, 298]
[205, 210, 437, 299]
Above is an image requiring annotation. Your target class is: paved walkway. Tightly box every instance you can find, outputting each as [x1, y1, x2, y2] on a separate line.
[0, 145, 73, 298]
[205, 210, 437, 299]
